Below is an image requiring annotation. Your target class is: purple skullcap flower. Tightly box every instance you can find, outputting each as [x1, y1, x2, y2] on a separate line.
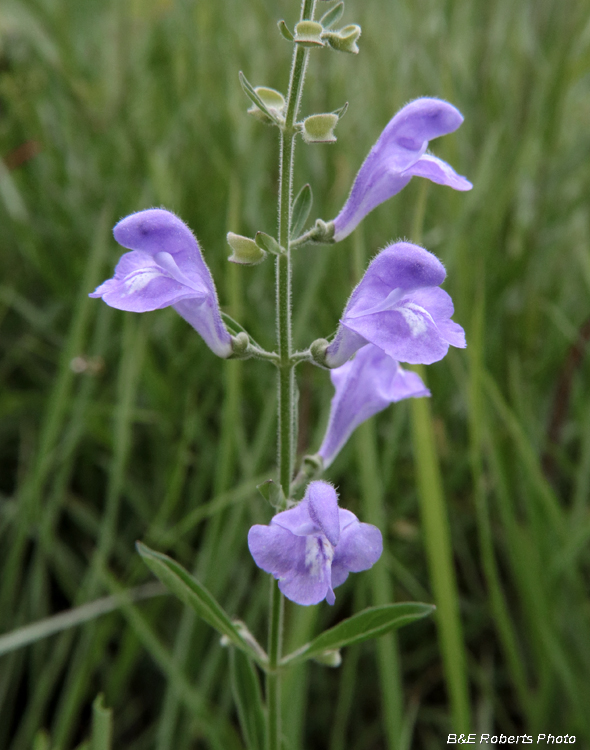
[248, 480, 382, 606]
[318, 344, 430, 468]
[90, 209, 232, 358]
[324, 241, 466, 369]
[332, 98, 472, 242]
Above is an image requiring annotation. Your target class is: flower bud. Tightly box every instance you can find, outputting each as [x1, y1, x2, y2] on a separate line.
[227, 232, 266, 265]
[294, 21, 325, 47]
[313, 649, 342, 667]
[322, 24, 361, 54]
[302, 113, 338, 144]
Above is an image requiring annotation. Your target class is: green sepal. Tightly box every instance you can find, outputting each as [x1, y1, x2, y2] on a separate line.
[257, 479, 287, 510]
[277, 20, 294, 41]
[322, 24, 361, 54]
[227, 232, 266, 265]
[294, 20, 325, 47]
[301, 113, 339, 144]
[255, 231, 283, 256]
[320, 2, 345, 29]
[291, 184, 313, 239]
[281, 603, 435, 666]
[91, 694, 113, 750]
[229, 648, 267, 750]
[137, 542, 268, 666]
[239, 72, 282, 124]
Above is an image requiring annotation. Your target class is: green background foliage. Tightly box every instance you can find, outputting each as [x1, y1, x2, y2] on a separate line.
[1, 0, 589, 747]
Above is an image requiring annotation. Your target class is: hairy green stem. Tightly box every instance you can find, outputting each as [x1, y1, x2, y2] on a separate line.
[268, 1, 317, 747]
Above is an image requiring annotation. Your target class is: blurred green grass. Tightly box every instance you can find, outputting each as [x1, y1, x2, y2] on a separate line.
[1, 0, 590, 747]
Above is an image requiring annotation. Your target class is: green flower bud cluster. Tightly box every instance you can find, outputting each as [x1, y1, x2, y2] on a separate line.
[281, 3, 361, 55]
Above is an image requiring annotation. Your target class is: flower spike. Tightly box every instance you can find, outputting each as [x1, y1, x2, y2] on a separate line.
[331, 98, 472, 241]
[248, 481, 382, 606]
[90, 209, 233, 358]
[323, 241, 466, 369]
[318, 344, 430, 468]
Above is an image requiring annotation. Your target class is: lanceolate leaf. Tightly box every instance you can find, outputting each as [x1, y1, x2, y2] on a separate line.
[239, 71, 280, 124]
[280, 603, 434, 666]
[291, 184, 313, 239]
[229, 649, 266, 750]
[320, 2, 345, 29]
[137, 542, 268, 666]
[277, 19, 294, 41]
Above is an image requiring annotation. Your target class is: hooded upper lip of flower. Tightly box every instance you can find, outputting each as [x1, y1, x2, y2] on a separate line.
[324, 241, 466, 369]
[331, 97, 472, 242]
[248, 480, 383, 606]
[318, 344, 430, 468]
[90, 208, 232, 358]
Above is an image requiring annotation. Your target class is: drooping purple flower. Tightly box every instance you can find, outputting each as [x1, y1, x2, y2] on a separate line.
[318, 344, 430, 468]
[332, 98, 472, 242]
[90, 209, 232, 358]
[324, 241, 466, 369]
[248, 481, 382, 606]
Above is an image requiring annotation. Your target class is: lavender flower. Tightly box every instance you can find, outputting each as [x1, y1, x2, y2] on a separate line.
[332, 98, 472, 241]
[248, 481, 382, 606]
[318, 344, 430, 468]
[323, 241, 466, 369]
[90, 209, 232, 357]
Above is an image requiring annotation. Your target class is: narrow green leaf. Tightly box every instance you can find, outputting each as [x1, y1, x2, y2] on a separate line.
[0, 583, 164, 657]
[320, 2, 345, 29]
[291, 184, 313, 239]
[281, 604, 434, 666]
[277, 20, 294, 42]
[91, 694, 113, 750]
[136, 542, 268, 666]
[255, 231, 283, 256]
[238, 71, 280, 124]
[229, 648, 266, 750]
[332, 101, 349, 119]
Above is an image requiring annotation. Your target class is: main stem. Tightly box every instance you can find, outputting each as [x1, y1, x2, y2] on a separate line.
[267, 1, 316, 748]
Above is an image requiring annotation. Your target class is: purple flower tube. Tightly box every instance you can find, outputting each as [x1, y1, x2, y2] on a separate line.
[324, 241, 466, 369]
[318, 344, 430, 468]
[332, 98, 472, 241]
[248, 481, 382, 606]
[90, 209, 232, 358]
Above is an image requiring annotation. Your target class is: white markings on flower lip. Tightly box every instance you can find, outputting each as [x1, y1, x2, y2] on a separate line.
[123, 268, 163, 295]
[348, 289, 434, 338]
[399, 302, 430, 336]
[305, 536, 334, 579]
